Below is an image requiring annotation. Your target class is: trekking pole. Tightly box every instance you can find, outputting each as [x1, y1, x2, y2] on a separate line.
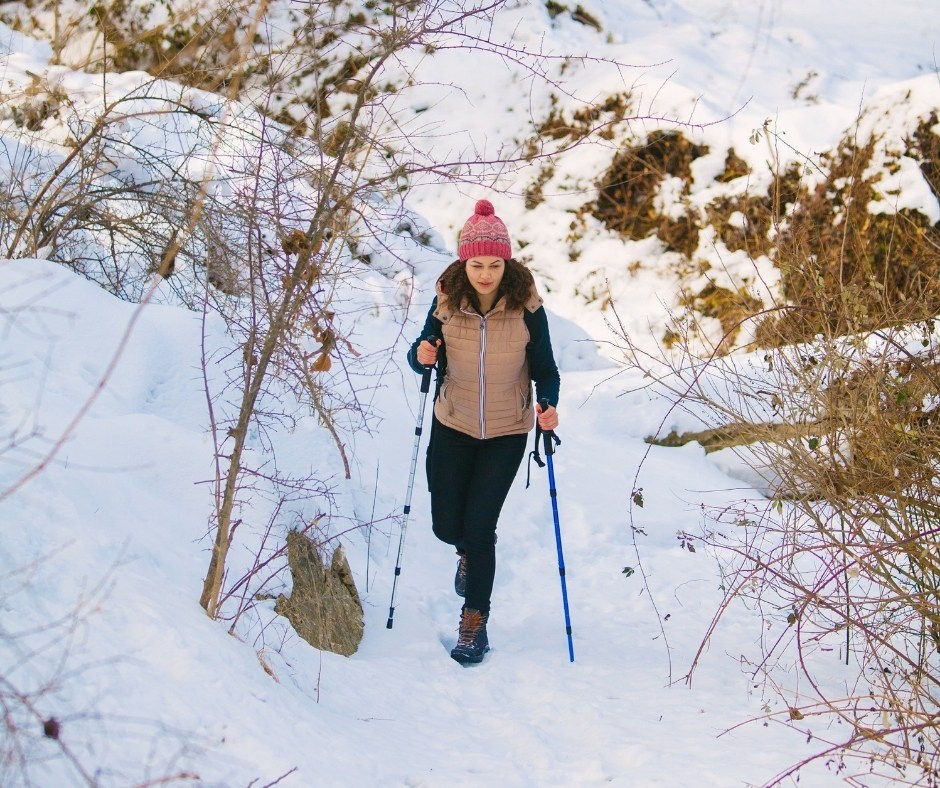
[538, 398, 574, 662]
[387, 336, 437, 629]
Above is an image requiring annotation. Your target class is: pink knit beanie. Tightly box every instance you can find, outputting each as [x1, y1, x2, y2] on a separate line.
[458, 199, 512, 261]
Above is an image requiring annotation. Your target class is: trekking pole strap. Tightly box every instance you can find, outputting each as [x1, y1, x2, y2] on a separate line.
[526, 399, 560, 488]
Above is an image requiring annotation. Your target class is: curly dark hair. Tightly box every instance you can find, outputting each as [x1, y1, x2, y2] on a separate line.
[438, 258, 535, 312]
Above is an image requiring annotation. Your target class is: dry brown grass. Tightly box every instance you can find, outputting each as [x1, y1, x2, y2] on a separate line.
[592, 129, 707, 242]
[589, 115, 940, 354]
[760, 125, 940, 346]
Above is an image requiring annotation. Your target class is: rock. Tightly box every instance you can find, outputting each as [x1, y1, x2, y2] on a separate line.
[274, 530, 363, 656]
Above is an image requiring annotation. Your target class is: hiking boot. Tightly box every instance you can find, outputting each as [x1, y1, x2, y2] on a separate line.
[454, 553, 468, 598]
[450, 607, 489, 664]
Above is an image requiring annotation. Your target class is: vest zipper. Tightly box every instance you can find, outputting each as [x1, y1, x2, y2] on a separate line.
[479, 314, 487, 439]
[461, 306, 489, 439]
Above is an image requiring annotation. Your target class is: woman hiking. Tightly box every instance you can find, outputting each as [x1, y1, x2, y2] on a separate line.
[407, 198, 561, 664]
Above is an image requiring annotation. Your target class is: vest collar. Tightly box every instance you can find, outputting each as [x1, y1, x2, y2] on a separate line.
[434, 279, 543, 322]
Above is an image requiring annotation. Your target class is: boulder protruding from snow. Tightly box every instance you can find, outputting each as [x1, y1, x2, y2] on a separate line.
[275, 530, 363, 657]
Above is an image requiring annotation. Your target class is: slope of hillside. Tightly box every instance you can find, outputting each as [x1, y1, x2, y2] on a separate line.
[2, 2, 940, 786]
[392, 1, 940, 353]
[0, 257, 831, 787]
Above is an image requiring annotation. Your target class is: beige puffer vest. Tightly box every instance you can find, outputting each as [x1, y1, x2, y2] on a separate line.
[433, 283, 544, 440]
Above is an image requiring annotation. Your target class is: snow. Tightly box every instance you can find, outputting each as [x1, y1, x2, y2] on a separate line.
[2, 2, 939, 786]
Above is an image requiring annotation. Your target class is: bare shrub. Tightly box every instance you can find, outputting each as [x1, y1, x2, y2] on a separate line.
[615, 108, 940, 781]
[620, 295, 940, 784]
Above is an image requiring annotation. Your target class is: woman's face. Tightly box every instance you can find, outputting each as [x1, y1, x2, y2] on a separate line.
[465, 255, 505, 299]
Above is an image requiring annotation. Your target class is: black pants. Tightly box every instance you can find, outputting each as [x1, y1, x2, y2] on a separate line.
[427, 418, 528, 615]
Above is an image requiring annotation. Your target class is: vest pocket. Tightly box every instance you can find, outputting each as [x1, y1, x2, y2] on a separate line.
[439, 380, 455, 416]
[517, 387, 532, 420]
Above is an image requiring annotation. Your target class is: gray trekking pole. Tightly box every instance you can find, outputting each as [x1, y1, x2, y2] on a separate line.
[386, 336, 437, 629]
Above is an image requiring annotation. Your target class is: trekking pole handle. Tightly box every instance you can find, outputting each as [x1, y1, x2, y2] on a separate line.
[538, 398, 556, 457]
[419, 334, 439, 394]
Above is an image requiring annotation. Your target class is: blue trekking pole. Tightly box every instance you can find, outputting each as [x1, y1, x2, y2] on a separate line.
[535, 399, 574, 662]
[387, 336, 437, 629]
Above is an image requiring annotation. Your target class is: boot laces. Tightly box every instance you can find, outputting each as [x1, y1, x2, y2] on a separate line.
[457, 609, 486, 647]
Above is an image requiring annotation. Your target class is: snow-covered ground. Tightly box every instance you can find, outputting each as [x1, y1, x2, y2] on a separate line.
[2, 2, 939, 786]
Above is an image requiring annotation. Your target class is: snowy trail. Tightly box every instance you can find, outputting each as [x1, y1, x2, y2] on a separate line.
[2, 0, 938, 782]
[345, 366, 813, 787]
[0, 260, 849, 786]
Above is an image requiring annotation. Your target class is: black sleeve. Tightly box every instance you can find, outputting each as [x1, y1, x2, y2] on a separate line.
[407, 298, 444, 374]
[524, 306, 560, 407]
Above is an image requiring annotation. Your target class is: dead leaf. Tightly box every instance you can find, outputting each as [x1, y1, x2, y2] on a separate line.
[311, 353, 332, 372]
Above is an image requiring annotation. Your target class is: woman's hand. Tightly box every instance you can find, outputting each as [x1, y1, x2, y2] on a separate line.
[536, 403, 559, 431]
[416, 338, 440, 366]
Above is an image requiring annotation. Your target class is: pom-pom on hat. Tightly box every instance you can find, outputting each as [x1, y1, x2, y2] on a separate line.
[458, 199, 512, 261]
